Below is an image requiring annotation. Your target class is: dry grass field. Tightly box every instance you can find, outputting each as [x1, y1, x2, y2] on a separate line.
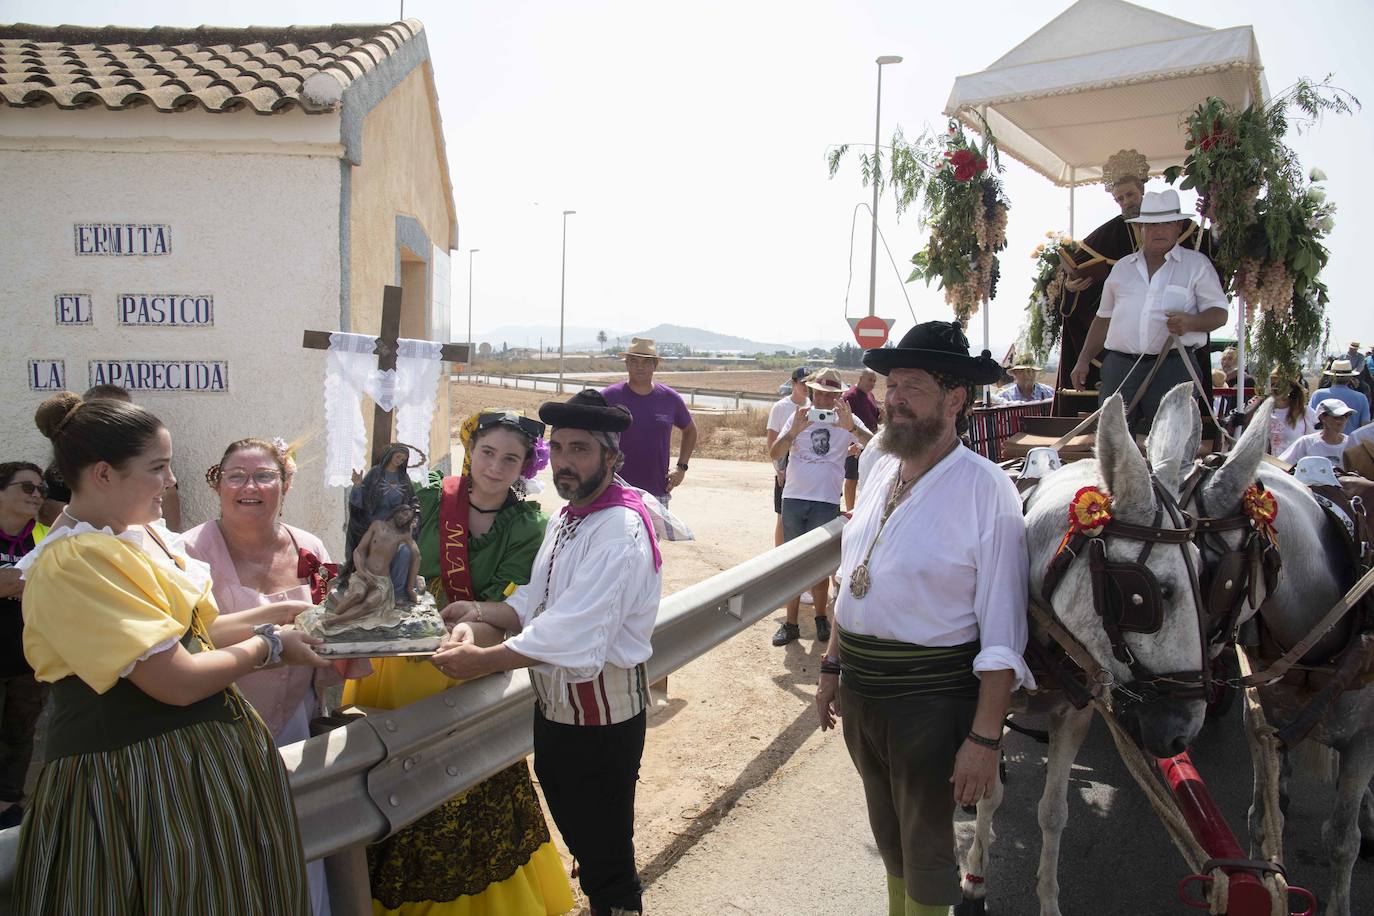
[448, 380, 774, 463]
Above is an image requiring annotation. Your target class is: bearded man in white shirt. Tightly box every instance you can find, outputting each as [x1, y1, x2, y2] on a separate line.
[1070, 188, 1229, 433]
[433, 389, 661, 916]
[815, 321, 1033, 916]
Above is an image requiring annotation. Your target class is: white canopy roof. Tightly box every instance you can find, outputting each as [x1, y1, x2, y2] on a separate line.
[944, 0, 1267, 187]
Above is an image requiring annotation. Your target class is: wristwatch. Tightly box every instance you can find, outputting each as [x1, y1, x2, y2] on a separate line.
[252, 623, 283, 669]
[676, 462, 689, 471]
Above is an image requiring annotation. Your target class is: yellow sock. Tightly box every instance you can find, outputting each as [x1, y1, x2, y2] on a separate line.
[884, 874, 950, 916]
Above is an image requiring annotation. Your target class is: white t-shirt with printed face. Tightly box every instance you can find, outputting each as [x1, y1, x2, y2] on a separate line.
[778, 412, 869, 504]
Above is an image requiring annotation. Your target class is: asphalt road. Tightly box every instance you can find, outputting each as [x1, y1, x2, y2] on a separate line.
[646, 698, 1373, 915]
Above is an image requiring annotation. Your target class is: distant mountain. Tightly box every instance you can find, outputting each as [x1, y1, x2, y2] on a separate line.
[630, 323, 795, 353]
[475, 321, 819, 354]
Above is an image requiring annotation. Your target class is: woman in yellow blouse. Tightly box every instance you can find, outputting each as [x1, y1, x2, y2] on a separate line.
[16, 391, 329, 915]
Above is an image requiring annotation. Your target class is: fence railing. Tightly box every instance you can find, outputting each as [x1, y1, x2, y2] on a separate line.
[0, 519, 845, 915]
[967, 401, 1053, 461]
[451, 370, 780, 407]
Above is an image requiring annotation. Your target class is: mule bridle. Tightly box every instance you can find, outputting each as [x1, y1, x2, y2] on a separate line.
[1179, 456, 1282, 644]
[1038, 475, 1211, 712]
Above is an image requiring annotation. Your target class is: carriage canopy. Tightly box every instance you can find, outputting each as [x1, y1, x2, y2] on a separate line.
[943, 0, 1267, 187]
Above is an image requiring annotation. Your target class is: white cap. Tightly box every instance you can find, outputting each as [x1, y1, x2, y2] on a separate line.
[1316, 397, 1355, 418]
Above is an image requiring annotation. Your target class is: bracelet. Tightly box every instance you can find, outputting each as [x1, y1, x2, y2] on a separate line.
[474, 603, 484, 625]
[252, 623, 283, 669]
[819, 656, 842, 676]
[676, 462, 689, 471]
[965, 730, 1002, 750]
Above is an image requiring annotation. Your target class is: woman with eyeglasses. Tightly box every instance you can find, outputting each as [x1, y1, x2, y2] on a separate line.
[344, 409, 572, 916]
[16, 392, 329, 913]
[0, 462, 48, 830]
[179, 437, 368, 915]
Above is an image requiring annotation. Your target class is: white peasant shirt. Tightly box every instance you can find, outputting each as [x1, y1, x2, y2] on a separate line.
[834, 445, 1035, 691]
[505, 506, 660, 682]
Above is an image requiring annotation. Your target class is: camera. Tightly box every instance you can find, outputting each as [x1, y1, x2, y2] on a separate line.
[807, 408, 837, 424]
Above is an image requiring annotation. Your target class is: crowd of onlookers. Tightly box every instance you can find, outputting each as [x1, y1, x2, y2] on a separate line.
[1222, 339, 1374, 477]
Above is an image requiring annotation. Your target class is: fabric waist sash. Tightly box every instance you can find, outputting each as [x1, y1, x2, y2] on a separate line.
[44, 674, 237, 760]
[530, 662, 649, 726]
[43, 626, 239, 760]
[838, 628, 980, 700]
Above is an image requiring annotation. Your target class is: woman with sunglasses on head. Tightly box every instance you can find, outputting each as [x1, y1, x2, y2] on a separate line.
[179, 438, 371, 915]
[0, 462, 48, 830]
[344, 409, 572, 916]
[15, 392, 329, 914]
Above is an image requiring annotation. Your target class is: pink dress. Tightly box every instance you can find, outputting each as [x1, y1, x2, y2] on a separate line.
[179, 522, 340, 743]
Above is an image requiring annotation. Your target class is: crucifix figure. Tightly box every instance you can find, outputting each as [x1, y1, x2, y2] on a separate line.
[303, 284, 469, 484]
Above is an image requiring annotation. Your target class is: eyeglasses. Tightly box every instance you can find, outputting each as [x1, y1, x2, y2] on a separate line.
[477, 411, 546, 440]
[221, 470, 282, 488]
[3, 481, 48, 497]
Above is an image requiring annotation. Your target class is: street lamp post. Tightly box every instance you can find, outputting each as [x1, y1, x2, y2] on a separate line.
[558, 210, 576, 394]
[867, 54, 903, 317]
[466, 248, 479, 367]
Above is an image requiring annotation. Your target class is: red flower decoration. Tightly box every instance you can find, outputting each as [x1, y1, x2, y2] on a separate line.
[950, 148, 988, 182]
[1052, 487, 1113, 560]
[1241, 484, 1278, 541]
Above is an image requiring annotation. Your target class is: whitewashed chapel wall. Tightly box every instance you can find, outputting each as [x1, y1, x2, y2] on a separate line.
[0, 113, 345, 548]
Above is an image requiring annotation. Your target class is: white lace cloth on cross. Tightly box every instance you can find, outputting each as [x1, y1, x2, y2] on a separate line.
[323, 332, 444, 487]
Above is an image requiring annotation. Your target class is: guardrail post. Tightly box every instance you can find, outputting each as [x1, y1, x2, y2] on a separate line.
[735, 392, 741, 409]
[309, 714, 373, 916]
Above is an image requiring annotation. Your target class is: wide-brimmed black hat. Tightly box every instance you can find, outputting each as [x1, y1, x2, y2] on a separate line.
[863, 321, 1003, 384]
[539, 389, 633, 432]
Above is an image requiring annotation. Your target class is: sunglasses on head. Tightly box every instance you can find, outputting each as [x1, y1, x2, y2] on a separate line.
[4, 481, 49, 497]
[477, 411, 546, 440]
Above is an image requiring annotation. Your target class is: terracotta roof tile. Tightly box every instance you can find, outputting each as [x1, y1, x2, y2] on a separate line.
[0, 19, 422, 113]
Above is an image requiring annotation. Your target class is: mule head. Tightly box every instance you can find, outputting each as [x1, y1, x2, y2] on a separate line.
[1146, 383, 1202, 502]
[1199, 397, 1273, 511]
[1076, 395, 1206, 755]
[1096, 393, 1156, 524]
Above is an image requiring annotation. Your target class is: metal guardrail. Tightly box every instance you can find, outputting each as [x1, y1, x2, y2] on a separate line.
[0, 518, 843, 913]
[452, 370, 779, 407]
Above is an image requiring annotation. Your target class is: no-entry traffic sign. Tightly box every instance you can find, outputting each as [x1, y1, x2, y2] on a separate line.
[847, 315, 894, 350]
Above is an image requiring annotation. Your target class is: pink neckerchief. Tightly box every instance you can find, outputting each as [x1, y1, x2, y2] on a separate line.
[561, 482, 662, 571]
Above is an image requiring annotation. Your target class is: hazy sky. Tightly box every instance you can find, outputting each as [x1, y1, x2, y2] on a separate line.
[8, 0, 1371, 356]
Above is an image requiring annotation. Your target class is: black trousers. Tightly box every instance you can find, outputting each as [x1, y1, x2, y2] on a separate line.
[533, 707, 646, 913]
[0, 673, 46, 803]
[1099, 347, 1208, 434]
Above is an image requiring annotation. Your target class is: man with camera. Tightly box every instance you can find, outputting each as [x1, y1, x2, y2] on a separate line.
[768, 367, 873, 647]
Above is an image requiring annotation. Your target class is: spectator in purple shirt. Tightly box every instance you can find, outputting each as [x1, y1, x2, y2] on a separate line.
[601, 337, 697, 504]
[841, 369, 881, 511]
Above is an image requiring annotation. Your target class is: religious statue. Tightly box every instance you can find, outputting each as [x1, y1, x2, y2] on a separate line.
[297, 449, 445, 656]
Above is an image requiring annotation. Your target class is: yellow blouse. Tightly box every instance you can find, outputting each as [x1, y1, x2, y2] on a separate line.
[21, 530, 219, 694]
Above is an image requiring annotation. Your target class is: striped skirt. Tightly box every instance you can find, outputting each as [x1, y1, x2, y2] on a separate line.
[14, 717, 310, 915]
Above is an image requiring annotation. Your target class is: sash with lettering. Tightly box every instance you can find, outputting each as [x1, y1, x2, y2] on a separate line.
[438, 475, 477, 601]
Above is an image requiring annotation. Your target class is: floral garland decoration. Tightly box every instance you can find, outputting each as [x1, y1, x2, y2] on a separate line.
[907, 120, 1011, 323]
[1022, 231, 1081, 363]
[1161, 78, 1357, 376]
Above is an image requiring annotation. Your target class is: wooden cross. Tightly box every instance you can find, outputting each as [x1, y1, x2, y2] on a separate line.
[302, 285, 469, 464]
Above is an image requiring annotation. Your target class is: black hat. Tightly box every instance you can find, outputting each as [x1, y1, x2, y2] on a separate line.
[539, 389, 633, 432]
[862, 321, 1003, 384]
[790, 365, 812, 382]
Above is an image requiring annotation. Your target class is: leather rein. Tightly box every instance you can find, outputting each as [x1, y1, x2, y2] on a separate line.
[1037, 475, 1211, 713]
